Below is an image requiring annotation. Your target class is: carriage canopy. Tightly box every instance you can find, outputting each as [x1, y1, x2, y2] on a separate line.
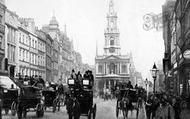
[0, 76, 19, 89]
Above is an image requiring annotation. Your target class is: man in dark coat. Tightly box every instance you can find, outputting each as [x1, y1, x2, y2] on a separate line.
[70, 69, 76, 79]
[127, 81, 133, 89]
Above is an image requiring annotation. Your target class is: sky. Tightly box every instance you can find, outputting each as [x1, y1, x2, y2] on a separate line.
[6, 0, 166, 79]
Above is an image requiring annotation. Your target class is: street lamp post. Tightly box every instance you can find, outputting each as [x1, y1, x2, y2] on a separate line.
[145, 78, 148, 98]
[188, 80, 190, 94]
[150, 63, 159, 94]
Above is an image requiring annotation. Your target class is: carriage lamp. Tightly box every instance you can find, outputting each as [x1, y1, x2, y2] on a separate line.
[150, 63, 159, 94]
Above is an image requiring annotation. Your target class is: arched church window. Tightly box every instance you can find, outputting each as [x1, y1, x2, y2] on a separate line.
[110, 37, 114, 45]
[121, 65, 127, 73]
[98, 65, 103, 73]
[109, 63, 116, 74]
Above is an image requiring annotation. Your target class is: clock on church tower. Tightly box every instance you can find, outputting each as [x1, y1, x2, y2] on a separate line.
[109, 47, 115, 53]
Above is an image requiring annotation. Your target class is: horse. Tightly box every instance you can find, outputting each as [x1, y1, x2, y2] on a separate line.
[65, 94, 80, 119]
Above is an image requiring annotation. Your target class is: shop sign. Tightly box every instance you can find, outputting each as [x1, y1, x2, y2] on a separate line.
[183, 49, 190, 59]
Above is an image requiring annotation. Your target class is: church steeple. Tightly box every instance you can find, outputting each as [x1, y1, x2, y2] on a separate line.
[104, 0, 120, 56]
[109, 0, 115, 15]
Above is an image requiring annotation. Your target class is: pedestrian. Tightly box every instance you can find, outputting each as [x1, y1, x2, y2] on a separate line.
[156, 95, 175, 119]
[152, 96, 160, 119]
[145, 95, 153, 119]
[172, 97, 180, 119]
[180, 101, 190, 119]
[70, 69, 76, 79]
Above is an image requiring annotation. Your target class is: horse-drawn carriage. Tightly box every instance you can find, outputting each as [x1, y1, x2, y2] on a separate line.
[66, 77, 96, 119]
[11, 76, 45, 119]
[116, 88, 139, 119]
[17, 85, 44, 119]
[0, 75, 19, 115]
[42, 83, 64, 112]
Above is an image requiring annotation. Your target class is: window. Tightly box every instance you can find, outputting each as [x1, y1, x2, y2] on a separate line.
[26, 51, 28, 62]
[35, 41, 37, 49]
[20, 49, 23, 60]
[98, 65, 103, 73]
[22, 35, 24, 43]
[32, 39, 34, 47]
[25, 36, 27, 45]
[23, 50, 25, 61]
[0, 36, 2, 49]
[7, 28, 10, 42]
[122, 65, 127, 73]
[19, 33, 21, 42]
[110, 37, 114, 45]
[38, 56, 40, 65]
[30, 53, 32, 63]
[19, 48, 21, 58]
[13, 29, 16, 43]
[12, 46, 15, 62]
[0, 15, 2, 23]
[32, 54, 34, 64]
[34, 54, 35, 64]
[110, 39, 114, 45]
[7, 44, 10, 59]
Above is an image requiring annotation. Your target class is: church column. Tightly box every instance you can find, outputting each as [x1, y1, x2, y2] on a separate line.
[105, 62, 106, 74]
[109, 80, 111, 90]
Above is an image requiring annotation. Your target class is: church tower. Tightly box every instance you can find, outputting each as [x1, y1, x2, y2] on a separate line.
[95, 0, 131, 93]
[104, 0, 121, 56]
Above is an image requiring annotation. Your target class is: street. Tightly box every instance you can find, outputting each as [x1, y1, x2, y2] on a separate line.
[3, 98, 146, 119]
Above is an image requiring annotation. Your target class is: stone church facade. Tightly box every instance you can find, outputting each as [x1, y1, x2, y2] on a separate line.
[95, 0, 133, 92]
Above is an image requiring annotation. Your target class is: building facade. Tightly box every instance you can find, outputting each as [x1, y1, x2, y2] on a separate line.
[35, 29, 46, 79]
[95, 0, 131, 92]
[162, 0, 176, 95]
[18, 18, 39, 77]
[5, 9, 19, 78]
[0, 0, 6, 74]
[45, 34, 53, 82]
[163, 0, 190, 97]
[42, 16, 60, 82]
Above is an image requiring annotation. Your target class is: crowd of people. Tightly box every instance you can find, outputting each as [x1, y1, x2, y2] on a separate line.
[15, 73, 45, 88]
[145, 93, 190, 119]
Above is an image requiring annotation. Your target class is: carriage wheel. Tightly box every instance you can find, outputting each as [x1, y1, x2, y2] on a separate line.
[17, 103, 23, 119]
[53, 99, 57, 112]
[88, 108, 92, 119]
[40, 108, 44, 117]
[57, 101, 61, 111]
[116, 101, 119, 118]
[136, 108, 139, 119]
[23, 108, 27, 118]
[93, 104, 97, 119]
[5, 108, 9, 115]
[36, 103, 44, 117]
[11, 101, 17, 116]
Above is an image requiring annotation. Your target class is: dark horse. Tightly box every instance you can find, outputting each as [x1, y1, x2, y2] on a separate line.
[65, 94, 80, 119]
[120, 89, 143, 119]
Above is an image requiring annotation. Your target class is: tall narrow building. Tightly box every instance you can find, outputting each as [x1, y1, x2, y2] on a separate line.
[95, 0, 132, 92]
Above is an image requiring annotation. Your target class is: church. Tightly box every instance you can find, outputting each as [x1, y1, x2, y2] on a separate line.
[95, 0, 134, 92]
